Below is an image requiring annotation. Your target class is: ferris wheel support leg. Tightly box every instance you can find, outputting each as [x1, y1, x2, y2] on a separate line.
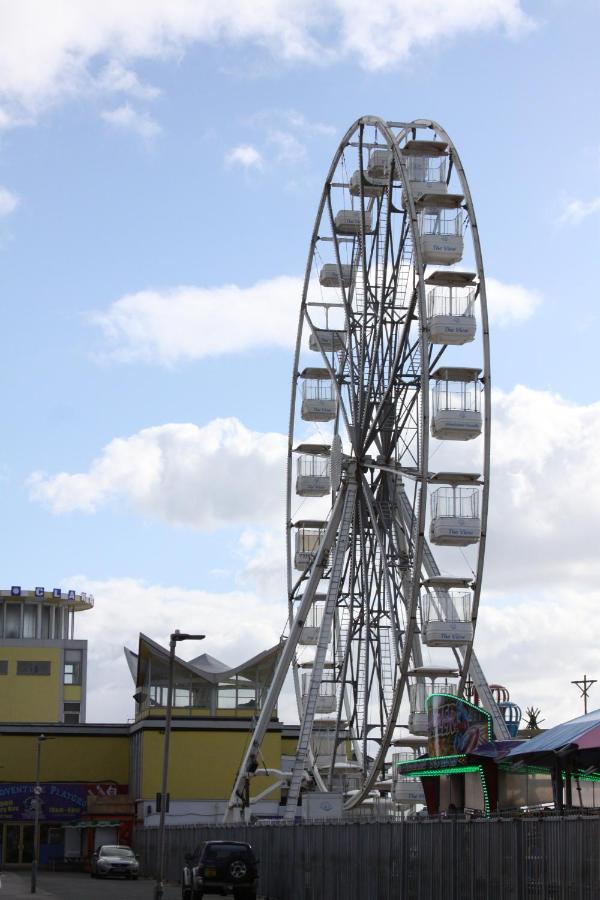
[284, 478, 358, 820]
[223, 481, 349, 824]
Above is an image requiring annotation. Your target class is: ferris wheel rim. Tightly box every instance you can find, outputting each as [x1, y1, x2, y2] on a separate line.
[285, 115, 497, 812]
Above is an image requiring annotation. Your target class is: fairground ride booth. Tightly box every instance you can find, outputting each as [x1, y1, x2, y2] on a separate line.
[395, 693, 557, 816]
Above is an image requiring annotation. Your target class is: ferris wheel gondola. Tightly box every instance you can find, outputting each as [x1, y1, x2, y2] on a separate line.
[225, 116, 509, 823]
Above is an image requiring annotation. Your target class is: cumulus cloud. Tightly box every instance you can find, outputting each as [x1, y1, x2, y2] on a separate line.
[30, 383, 600, 726]
[72, 575, 287, 722]
[91, 274, 537, 366]
[91, 275, 301, 364]
[101, 103, 161, 139]
[28, 418, 287, 529]
[225, 144, 264, 169]
[0, 1, 532, 123]
[485, 277, 541, 326]
[0, 186, 19, 217]
[557, 195, 600, 226]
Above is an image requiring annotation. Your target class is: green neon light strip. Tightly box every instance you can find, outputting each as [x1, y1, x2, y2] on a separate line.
[396, 753, 465, 768]
[406, 764, 492, 818]
[407, 765, 481, 778]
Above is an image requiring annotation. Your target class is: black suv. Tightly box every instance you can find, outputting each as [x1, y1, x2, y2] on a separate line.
[182, 840, 258, 899]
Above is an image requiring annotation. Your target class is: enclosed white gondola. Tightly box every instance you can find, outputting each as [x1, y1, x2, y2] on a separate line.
[401, 139, 449, 200]
[300, 368, 337, 422]
[408, 666, 458, 735]
[431, 367, 482, 440]
[392, 752, 426, 805]
[308, 329, 347, 353]
[349, 170, 383, 198]
[367, 148, 394, 181]
[426, 271, 477, 345]
[429, 474, 481, 547]
[295, 444, 331, 497]
[417, 194, 464, 265]
[408, 667, 459, 736]
[302, 671, 336, 714]
[298, 595, 325, 645]
[319, 263, 354, 288]
[334, 209, 373, 235]
[421, 577, 474, 647]
[294, 520, 328, 570]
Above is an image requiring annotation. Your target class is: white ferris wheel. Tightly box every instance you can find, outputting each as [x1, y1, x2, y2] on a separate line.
[226, 116, 510, 822]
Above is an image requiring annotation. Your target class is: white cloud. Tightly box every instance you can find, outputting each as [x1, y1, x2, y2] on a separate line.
[101, 103, 161, 139]
[486, 277, 541, 326]
[72, 575, 286, 722]
[225, 144, 264, 169]
[96, 60, 161, 100]
[0, 186, 19, 217]
[28, 418, 287, 529]
[482, 385, 600, 591]
[90, 275, 301, 364]
[475, 588, 600, 728]
[558, 195, 600, 226]
[29, 383, 600, 727]
[267, 128, 307, 163]
[91, 273, 537, 367]
[0, 2, 532, 123]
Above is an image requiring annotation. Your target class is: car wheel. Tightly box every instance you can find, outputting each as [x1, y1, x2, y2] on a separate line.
[181, 887, 192, 900]
[229, 857, 248, 881]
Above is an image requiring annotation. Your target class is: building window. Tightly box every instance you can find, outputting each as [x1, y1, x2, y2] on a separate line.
[0, 661, 7, 675]
[5, 604, 20, 639]
[63, 702, 80, 724]
[41, 606, 51, 639]
[16, 661, 51, 676]
[23, 604, 37, 639]
[64, 649, 82, 685]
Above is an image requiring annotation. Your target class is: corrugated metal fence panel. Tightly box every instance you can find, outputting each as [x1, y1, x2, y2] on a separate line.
[134, 817, 600, 900]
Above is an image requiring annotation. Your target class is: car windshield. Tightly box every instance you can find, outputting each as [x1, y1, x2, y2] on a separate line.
[101, 847, 134, 858]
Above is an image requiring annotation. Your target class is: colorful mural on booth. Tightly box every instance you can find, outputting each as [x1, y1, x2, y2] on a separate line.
[427, 694, 492, 757]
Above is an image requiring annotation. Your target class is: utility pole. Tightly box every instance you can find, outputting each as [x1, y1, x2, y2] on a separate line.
[154, 630, 205, 900]
[571, 675, 597, 715]
[31, 734, 46, 894]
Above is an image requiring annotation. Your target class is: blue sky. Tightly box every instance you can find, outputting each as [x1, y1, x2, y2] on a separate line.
[0, 0, 599, 724]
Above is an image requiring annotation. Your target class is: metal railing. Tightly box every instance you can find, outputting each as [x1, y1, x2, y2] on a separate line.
[135, 815, 600, 899]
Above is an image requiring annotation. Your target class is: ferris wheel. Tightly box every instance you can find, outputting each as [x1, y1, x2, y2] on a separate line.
[225, 116, 509, 823]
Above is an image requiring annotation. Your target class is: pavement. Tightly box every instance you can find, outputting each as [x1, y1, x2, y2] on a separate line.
[0, 870, 182, 899]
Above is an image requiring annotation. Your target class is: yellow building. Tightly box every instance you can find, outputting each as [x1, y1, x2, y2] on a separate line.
[0, 586, 92, 724]
[0, 626, 293, 865]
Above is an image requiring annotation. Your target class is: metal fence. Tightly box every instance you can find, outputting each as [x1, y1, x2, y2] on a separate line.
[134, 816, 600, 899]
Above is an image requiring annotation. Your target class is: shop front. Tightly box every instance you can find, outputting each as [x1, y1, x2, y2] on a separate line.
[0, 781, 132, 867]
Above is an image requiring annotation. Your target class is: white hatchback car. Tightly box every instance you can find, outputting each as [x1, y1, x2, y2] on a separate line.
[90, 844, 140, 879]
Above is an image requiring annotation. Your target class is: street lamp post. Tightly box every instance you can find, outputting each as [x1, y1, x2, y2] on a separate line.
[31, 733, 47, 894]
[154, 630, 205, 900]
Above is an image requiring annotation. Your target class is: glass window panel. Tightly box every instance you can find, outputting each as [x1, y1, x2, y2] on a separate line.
[23, 605, 37, 639]
[53, 609, 62, 639]
[41, 607, 51, 639]
[5, 605, 20, 638]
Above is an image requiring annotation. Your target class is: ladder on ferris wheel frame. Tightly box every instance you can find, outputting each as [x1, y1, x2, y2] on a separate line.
[223, 477, 351, 822]
[397, 489, 509, 740]
[284, 480, 358, 820]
